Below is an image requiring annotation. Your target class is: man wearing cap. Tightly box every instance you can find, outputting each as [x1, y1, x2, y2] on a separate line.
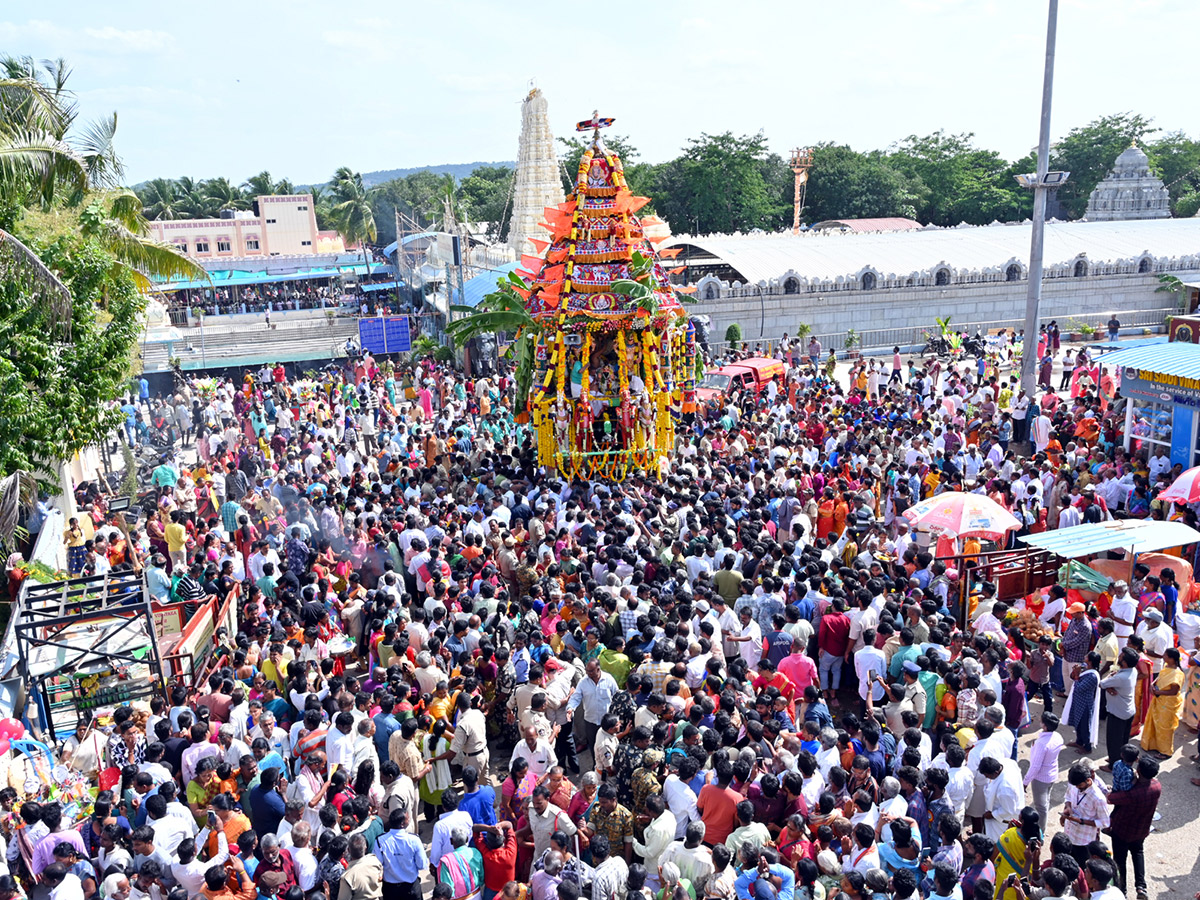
[1136, 608, 1173, 675]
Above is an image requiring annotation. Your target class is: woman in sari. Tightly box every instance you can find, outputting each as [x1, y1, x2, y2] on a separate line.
[1142, 647, 1185, 758]
[500, 756, 538, 825]
[992, 807, 1042, 900]
[1129, 635, 1154, 736]
[419, 719, 453, 818]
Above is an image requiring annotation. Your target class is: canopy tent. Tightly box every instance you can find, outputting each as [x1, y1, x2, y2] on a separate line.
[153, 263, 395, 293]
[1020, 519, 1200, 558]
[358, 282, 407, 293]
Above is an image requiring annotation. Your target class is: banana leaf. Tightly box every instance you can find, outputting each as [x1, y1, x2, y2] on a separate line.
[1058, 559, 1111, 593]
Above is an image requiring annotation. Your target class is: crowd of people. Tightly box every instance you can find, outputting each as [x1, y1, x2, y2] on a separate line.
[14, 330, 1200, 900]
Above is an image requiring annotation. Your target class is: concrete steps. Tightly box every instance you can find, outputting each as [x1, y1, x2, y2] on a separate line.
[141, 318, 360, 372]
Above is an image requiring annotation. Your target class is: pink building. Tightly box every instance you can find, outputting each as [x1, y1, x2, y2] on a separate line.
[147, 194, 345, 260]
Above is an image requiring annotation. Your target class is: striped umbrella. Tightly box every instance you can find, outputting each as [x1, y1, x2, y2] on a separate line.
[1157, 465, 1200, 505]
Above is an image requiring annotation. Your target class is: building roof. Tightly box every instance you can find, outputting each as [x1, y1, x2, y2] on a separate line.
[663, 217, 1200, 285]
[457, 262, 520, 308]
[1099, 339, 1200, 379]
[811, 217, 922, 233]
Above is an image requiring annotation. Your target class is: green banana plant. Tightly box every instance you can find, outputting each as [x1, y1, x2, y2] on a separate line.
[447, 271, 538, 408]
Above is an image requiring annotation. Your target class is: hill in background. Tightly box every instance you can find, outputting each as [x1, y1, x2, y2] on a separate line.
[357, 161, 515, 188]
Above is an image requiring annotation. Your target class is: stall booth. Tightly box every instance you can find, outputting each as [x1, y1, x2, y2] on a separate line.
[1105, 340, 1200, 469]
[13, 570, 167, 742]
[937, 519, 1200, 628]
[1018, 519, 1200, 612]
[10, 571, 240, 742]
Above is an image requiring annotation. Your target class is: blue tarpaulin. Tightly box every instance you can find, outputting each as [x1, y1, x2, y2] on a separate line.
[459, 262, 521, 309]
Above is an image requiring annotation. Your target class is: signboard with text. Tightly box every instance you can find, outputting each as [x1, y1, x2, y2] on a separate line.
[358, 316, 412, 355]
[1123, 366, 1200, 408]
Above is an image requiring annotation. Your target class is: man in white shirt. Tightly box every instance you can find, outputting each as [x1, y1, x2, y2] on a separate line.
[325, 712, 357, 774]
[172, 831, 228, 895]
[1108, 581, 1137, 647]
[854, 629, 887, 705]
[662, 759, 700, 839]
[288, 822, 319, 892]
[1136, 609, 1173, 673]
[510, 726, 557, 779]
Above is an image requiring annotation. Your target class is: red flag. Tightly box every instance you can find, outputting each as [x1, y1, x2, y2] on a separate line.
[528, 238, 550, 253]
[658, 248, 682, 259]
[521, 254, 545, 274]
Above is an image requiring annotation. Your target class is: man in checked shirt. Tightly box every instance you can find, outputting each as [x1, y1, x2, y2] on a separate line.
[1060, 762, 1110, 869]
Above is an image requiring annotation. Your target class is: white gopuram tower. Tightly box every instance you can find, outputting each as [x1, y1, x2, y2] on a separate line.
[508, 88, 565, 257]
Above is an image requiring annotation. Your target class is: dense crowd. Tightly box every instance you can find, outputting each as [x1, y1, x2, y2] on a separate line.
[19, 333, 1200, 900]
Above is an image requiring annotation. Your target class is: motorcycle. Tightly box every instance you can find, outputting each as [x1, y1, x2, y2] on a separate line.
[922, 334, 952, 357]
[962, 334, 986, 358]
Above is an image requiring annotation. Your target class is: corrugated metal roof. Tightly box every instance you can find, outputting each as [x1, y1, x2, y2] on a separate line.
[812, 217, 923, 232]
[458, 262, 520, 309]
[1101, 340, 1200, 379]
[664, 217, 1200, 285]
[1020, 520, 1200, 558]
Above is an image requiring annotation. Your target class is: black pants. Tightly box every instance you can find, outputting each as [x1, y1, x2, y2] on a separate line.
[1112, 834, 1146, 893]
[556, 718, 579, 774]
[1106, 713, 1133, 765]
[383, 880, 422, 900]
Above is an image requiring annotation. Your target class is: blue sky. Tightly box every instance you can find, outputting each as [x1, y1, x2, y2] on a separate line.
[3, 0, 1195, 183]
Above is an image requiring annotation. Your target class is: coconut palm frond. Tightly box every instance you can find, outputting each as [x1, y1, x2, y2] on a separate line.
[0, 470, 38, 553]
[0, 131, 88, 204]
[0, 228, 72, 328]
[105, 188, 149, 233]
[0, 75, 65, 135]
[75, 111, 124, 188]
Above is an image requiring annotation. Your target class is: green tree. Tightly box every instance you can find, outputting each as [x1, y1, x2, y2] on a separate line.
[0, 62, 200, 487]
[242, 170, 278, 198]
[456, 165, 513, 240]
[173, 176, 210, 218]
[1147, 131, 1200, 212]
[654, 132, 784, 235]
[202, 176, 248, 215]
[329, 167, 377, 271]
[139, 177, 182, 220]
[1050, 112, 1158, 219]
[804, 144, 924, 223]
[889, 131, 1023, 225]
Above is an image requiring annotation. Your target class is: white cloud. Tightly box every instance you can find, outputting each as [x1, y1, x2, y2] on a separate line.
[82, 26, 175, 53]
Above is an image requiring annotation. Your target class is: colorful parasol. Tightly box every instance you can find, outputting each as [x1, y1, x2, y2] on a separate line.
[902, 491, 1021, 540]
[1156, 465, 1200, 504]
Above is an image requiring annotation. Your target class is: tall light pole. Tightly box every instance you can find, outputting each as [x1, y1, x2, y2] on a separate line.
[1018, 0, 1060, 397]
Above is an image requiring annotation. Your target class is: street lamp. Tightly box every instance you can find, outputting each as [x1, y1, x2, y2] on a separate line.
[1018, 0, 1061, 403]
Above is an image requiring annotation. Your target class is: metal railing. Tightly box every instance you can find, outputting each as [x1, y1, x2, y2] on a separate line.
[703, 306, 1176, 359]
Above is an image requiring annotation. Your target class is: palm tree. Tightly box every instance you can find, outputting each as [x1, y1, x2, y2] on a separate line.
[202, 177, 248, 215]
[328, 167, 377, 272]
[140, 177, 182, 220]
[79, 189, 206, 291]
[242, 170, 276, 198]
[275, 178, 296, 195]
[0, 470, 37, 556]
[174, 177, 208, 218]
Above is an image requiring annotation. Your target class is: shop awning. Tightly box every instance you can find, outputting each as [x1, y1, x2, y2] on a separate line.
[1020, 520, 1200, 558]
[1101, 340, 1200, 379]
[358, 282, 405, 293]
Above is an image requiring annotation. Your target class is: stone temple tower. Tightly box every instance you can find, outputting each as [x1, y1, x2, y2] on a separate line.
[508, 89, 565, 257]
[1085, 143, 1171, 221]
